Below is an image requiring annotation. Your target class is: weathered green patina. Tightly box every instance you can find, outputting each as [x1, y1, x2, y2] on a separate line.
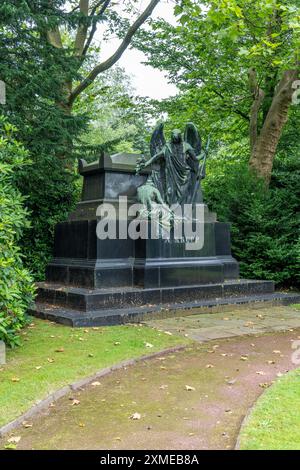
[136, 123, 208, 212]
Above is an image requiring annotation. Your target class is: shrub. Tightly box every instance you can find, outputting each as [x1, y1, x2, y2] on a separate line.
[0, 118, 35, 347]
[204, 153, 300, 288]
[17, 156, 80, 281]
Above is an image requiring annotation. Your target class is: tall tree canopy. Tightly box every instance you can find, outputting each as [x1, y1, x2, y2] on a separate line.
[0, 0, 160, 278]
[21, 0, 160, 114]
[136, 0, 300, 183]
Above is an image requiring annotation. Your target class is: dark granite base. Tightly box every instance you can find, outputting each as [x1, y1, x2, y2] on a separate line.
[28, 278, 300, 327]
[30, 291, 300, 327]
[46, 206, 239, 289]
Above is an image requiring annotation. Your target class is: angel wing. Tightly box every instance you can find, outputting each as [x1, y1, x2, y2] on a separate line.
[184, 122, 202, 156]
[150, 123, 166, 158]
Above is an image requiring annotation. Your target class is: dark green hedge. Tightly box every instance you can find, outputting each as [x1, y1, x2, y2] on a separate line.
[0, 118, 35, 347]
[204, 155, 300, 288]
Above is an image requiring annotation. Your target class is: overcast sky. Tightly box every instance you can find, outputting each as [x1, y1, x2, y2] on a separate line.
[97, 0, 178, 100]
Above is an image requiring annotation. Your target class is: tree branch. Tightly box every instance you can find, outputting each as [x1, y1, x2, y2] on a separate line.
[46, 27, 63, 48]
[74, 0, 90, 56]
[249, 67, 265, 150]
[211, 88, 250, 121]
[69, 0, 160, 105]
[82, 0, 111, 57]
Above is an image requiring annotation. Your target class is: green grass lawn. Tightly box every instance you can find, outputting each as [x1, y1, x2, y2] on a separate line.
[239, 367, 300, 450]
[0, 318, 189, 428]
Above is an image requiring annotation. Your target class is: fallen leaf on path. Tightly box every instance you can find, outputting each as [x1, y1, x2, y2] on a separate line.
[185, 385, 196, 391]
[8, 436, 21, 444]
[226, 379, 236, 385]
[71, 399, 80, 406]
[267, 360, 275, 364]
[130, 412, 141, 420]
[273, 350, 281, 354]
[4, 443, 17, 450]
[22, 421, 32, 428]
[259, 383, 271, 389]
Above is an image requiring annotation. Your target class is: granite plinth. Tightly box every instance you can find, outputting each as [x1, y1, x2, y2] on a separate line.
[30, 279, 300, 327]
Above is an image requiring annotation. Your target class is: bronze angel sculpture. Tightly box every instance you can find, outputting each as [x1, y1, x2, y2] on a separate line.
[136, 122, 208, 210]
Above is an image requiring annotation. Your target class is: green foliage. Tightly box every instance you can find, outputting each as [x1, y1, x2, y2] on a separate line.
[135, 0, 300, 287]
[135, 0, 299, 153]
[75, 67, 150, 158]
[17, 157, 80, 281]
[0, 118, 35, 347]
[204, 148, 300, 287]
[0, 2, 151, 279]
[0, 1, 87, 279]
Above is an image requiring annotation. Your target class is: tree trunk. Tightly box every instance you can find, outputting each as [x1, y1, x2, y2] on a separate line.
[249, 70, 298, 184]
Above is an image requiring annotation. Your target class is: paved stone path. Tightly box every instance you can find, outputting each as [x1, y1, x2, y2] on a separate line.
[146, 305, 300, 342]
[1, 305, 300, 450]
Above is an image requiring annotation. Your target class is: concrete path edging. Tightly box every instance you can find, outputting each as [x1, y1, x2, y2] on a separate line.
[234, 395, 259, 450]
[0, 344, 186, 438]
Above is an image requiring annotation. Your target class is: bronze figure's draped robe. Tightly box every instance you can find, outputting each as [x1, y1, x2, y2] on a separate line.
[136, 123, 206, 210]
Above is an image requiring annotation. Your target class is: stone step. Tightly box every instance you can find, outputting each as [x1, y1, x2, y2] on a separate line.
[29, 291, 300, 327]
[36, 279, 275, 312]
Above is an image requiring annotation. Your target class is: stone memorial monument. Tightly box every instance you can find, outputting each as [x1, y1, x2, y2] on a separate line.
[31, 123, 286, 326]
